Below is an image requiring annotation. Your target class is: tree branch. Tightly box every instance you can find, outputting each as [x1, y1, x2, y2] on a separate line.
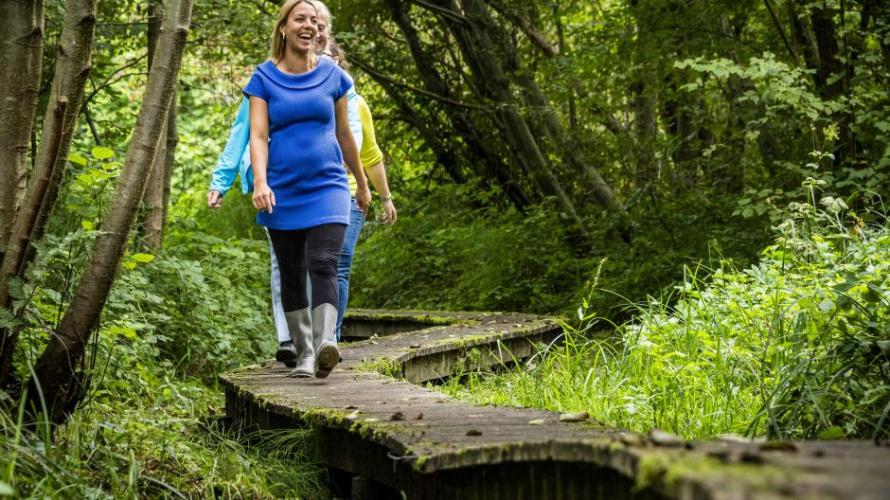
[763, 0, 798, 61]
[349, 56, 487, 110]
[408, 0, 471, 25]
[83, 53, 148, 106]
[83, 104, 102, 144]
[483, 0, 558, 57]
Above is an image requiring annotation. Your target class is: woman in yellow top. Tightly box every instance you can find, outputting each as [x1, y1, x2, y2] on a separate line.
[326, 35, 397, 340]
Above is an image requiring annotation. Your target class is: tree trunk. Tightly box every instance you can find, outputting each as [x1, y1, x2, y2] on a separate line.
[513, 73, 625, 215]
[0, 0, 44, 256]
[137, 0, 177, 252]
[382, 0, 530, 207]
[787, 0, 822, 74]
[810, 5, 844, 100]
[430, 0, 587, 235]
[867, 0, 890, 76]
[631, 80, 657, 190]
[628, 0, 659, 191]
[27, 0, 193, 424]
[0, 0, 96, 388]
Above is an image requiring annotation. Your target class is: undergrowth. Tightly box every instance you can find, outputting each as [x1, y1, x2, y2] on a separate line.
[1, 380, 325, 498]
[1, 228, 327, 498]
[351, 182, 766, 319]
[440, 191, 890, 441]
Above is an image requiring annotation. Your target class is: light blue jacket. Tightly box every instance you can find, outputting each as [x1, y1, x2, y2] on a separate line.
[209, 86, 363, 195]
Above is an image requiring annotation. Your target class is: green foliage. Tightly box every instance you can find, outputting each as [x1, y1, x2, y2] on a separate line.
[351, 185, 584, 313]
[6, 0, 890, 494]
[106, 230, 275, 377]
[4, 194, 324, 497]
[2, 226, 326, 497]
[352, 183, 765, 318]
[0, 381, 326, 498]
[440, 198, 890, 441]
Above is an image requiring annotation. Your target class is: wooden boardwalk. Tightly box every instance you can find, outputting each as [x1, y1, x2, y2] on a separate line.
[221, 309, 890, 500]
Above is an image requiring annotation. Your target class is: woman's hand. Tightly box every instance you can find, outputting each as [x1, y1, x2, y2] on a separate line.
[252, 182, 276, 213]
[207, 190, 223, 208]
[355, 185, 371, 213]
[381, 199, 397, 225]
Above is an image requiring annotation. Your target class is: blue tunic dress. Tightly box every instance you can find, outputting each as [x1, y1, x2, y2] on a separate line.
[242, 57, 354, 230]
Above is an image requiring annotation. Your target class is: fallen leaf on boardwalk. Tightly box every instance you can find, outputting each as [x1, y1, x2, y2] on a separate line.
[559, 411, 589, 423]
[619, 433, 644, 446]
[528, 419, 545, 425]
[409, 343, 421, 348]
[718, 434, 764, 444]
[648, 429, 684, 447]
[391, 412, 405, 421]
[466, 429, 482, 436]
[414, 413, 423, 420]
[345, 405, 358, 410]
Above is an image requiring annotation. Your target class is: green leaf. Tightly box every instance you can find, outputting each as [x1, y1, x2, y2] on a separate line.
[81, 220, 94, 231]
[107, 325, 138, 339]
[0, 481, 14, 496]
[91, 146, 114, 160]
[130, 253, 155, 264]
[816, 426, 845, 440]
[69, 153, 88, 166]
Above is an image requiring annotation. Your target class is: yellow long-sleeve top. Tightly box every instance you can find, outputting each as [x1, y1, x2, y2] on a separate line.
[348, 95, 384, 195]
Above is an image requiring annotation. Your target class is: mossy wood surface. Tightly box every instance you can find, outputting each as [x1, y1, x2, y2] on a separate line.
[221, 309, 890, 500]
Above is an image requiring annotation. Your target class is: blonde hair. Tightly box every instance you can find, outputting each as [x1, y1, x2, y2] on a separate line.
[270, 0, 318, 62]
[314, 0, 332, 32]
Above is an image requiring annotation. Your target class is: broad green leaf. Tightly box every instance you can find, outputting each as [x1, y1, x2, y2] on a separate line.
[69, 153, 88, 166]
[91, 146, 114, 160]
[107, 326, 138, 339]
[130, 253, 155, 264]
[816, 426, 845, 440]
[0, 481, 14, 496]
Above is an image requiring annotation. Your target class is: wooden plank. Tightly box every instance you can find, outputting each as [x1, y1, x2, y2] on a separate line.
[221, 309, 890, 499]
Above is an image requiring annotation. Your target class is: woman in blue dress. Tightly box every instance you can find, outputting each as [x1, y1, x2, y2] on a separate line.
[244, 0, 371, 378]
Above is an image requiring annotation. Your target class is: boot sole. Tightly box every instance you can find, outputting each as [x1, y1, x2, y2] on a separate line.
[316, 344, 340, 378]
[288, 369, 314, 378]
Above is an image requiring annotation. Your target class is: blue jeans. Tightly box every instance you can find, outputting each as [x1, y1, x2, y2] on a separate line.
[336, 198, 365, 339]
[267, 229, 290, 343]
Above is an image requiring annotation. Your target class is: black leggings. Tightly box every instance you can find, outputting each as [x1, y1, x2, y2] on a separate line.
[267, 224, 346, 312]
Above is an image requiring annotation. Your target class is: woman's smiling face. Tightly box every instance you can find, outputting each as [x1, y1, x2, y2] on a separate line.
[281, 2, 318, 53]
[316, 13, 330, 53]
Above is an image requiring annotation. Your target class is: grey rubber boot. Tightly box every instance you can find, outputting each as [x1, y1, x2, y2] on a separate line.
[286, 308, 315, 378]
[313, 303, 340, 378]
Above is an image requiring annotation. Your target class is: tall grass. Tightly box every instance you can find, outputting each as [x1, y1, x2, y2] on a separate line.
[1, 231, 327, 498]
[441, 202, 890, 441]
[0, 377, 326, 498]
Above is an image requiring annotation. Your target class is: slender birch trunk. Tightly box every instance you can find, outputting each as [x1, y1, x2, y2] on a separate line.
[138, 0, 178, 252]
[27, 0, 193, 423]
[0, 0, 44, 254]
[0, 0, 96, 387]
